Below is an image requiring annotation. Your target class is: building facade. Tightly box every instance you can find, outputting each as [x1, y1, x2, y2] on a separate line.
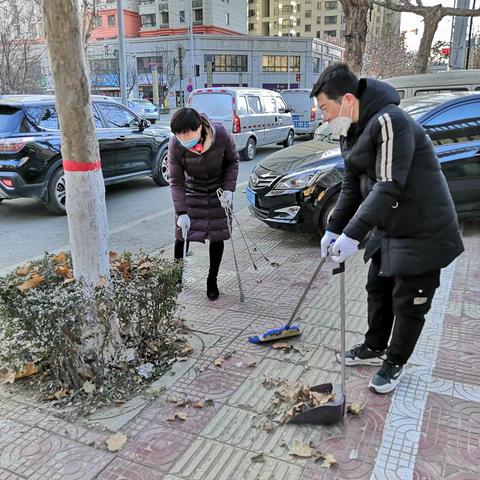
[247, 0, 400, 42]
[81, 34, 342, 105]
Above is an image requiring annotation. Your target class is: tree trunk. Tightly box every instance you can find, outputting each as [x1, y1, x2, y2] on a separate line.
[42, 0, 119, 364]
[415, 10, 443, 74]
[42, 0, 110, 286]
[340, 0, 371, 75]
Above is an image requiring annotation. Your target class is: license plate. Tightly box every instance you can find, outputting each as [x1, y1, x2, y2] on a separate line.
[292, 115, 300, 120]
[246, 187, 256, 206]
[294, 120, 310, 128]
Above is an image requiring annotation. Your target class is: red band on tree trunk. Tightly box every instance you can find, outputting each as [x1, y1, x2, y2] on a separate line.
[63, 160, 101, 172]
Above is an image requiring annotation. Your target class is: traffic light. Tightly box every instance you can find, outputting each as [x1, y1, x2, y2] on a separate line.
[295, 73, 301, 82]
[104, 45, 109, 57]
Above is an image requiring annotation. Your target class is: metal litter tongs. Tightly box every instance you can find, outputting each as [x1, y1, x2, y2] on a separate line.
[289, 261, 347, 425]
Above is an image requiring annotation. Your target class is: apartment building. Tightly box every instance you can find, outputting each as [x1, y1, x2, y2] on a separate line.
[138, 0, 248, 36]
[247, 0, 400, 41]
[92, 0, 142, 40]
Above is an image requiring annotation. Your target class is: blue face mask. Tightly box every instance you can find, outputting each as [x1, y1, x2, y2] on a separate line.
[178, 136, 199, 149]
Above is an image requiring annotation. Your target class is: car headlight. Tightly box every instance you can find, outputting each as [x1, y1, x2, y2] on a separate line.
[266, 158, 340, 196]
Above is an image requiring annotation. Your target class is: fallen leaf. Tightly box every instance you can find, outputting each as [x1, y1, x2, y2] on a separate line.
[0, 367, 15, 385]
[168, 395, 179, 403]
[137, 261, 154, 270]
[98, 276, 109, 288]
[82, 381, 96, 394]
[116, 260, 131, 282]
[53, 252, 67, 264]
[213, 357, 225, 367]
[181, 344, 193, 355]
[204, 399, 214, 407]
[314, 451, 337, 468]
[310, 391, 335, 407]
[256, 278, 263, 283]
[251, 453, 265, 463]
[272, 342, 291, 350]
[246, 362, 257, 368]
[167, 411, 189, 422]
[176, 399, 189, 407]
[56, 265, 73, 279]
[109, 251, 118, 260]
[63, 277, 76, 285]
[17, 274, 44, 292]
[15, 362, 39, 379]
[106, 432, 127, 452]
[288, 440, 313, 458]
[54, 387, 69, 400]
[16, 264, 32, 276]
[347, 402, 364, 415]
[270, 261, 280, 267]
[192, 400, 205, 409]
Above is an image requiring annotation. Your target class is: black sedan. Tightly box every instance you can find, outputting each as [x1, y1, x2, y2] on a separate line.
[0, 95, 172, 214]
[247, 92, 480, 234]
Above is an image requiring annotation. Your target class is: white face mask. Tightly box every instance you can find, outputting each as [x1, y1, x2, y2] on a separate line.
[329, 99, 353, 140]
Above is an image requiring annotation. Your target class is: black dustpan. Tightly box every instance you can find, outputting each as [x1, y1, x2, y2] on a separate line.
[288, 262, 347, 426]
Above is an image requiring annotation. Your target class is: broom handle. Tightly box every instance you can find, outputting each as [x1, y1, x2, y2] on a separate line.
[340, 265, 346, 401]
[287, 256, 327, 327]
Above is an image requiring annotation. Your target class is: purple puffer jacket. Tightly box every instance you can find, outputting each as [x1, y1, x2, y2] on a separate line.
[168, 118, 240, 242]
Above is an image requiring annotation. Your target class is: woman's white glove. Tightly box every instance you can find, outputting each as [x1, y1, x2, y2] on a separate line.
[331, 233, 359, 263]
[219, 190, 233, 208]
[320, 230, 339, 258]
[177, 214, 190, 239]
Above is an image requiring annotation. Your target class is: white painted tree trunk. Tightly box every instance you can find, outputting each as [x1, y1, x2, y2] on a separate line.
[42, 0, 110, 285]
[42, 0, 119, 365]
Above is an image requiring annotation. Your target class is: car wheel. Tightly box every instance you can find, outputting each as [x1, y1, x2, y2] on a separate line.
[0, 198, 4, 203]
[241, 137, 256, 161]
[319, 193, 339, 234]
[46, 168, 67, 215]
[150, 119, 156, 124]
[152, 147, 169, 186]
[283, 130, 294, 148]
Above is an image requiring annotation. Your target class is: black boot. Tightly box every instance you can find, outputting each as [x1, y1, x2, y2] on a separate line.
[206, 241, 224, 300]
[207, 276, 219, 300]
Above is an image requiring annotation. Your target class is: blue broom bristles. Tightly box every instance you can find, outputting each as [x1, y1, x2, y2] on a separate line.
[248, 325, 301, 344]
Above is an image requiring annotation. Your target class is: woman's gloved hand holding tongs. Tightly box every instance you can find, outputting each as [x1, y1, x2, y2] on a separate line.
[321, 230, 359, 263]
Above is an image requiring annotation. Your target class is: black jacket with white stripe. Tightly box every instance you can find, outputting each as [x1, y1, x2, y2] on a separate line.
[327, 78, 464, 277]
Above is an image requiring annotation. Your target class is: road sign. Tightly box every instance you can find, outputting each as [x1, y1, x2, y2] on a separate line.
[187, 84, 193, 92]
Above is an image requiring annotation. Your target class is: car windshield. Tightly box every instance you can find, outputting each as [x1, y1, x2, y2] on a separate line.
[132, 99, 151, 105]
[0, 106, 22, 134]
[190, 93, 232, 117]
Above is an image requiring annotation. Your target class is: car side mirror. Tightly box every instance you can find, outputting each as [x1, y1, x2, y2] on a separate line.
[280, 107, 292, 114]
[139, 118, 151, 130]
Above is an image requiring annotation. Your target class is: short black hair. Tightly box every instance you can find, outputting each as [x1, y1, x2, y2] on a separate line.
[170, 107, 202, 134]
[310, 63, 359, 101]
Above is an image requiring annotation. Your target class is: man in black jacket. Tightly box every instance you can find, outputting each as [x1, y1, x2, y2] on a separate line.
[314, 63, 464, 394]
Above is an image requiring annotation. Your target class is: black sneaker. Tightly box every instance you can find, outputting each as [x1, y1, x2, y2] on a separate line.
[337, 343, 386, 366]
[369, 361, 404, 394]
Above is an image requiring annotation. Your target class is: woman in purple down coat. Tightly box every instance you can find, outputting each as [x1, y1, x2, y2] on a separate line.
[168, 107, 239, 300]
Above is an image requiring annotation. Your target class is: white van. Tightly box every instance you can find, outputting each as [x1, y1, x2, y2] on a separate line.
[187, 87, 294, 160]
[385, 69, 480, 99]
[280, 88, 322, 137]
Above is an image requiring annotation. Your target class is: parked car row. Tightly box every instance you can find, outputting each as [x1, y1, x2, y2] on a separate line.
[0, 95, 171, 214]
[246, 91, 480, 233]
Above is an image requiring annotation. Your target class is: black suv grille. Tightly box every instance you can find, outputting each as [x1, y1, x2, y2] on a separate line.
[249, 166, 278, 191]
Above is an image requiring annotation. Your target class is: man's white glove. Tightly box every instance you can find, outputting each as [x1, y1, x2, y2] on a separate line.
[320, 230, 339, 258]
[331, 233, 359, 263]
[177, 214, 190, 239]
[219, 190, 233, 208]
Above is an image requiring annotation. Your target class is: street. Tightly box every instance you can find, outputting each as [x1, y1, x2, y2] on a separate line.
[0, 143, 300, 275]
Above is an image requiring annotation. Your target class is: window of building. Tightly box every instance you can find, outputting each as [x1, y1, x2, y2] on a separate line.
[249, 9, 256, 17]
[317, 16, 321, 24]
[317, 1, 322, 8]
[305, 0, 312, 3]
[262, 55, 300, 72]
[324, 15, 337, 24]
[226, 13, 230, 25]
[158, 2, 168, 10]
[324, 29, 336, 36]
[179, 11, 185, 23]
[313, 57, 320, 73]
[108, 15, 115, 27]
[192, 0, 203, 6]
[248, 23, 255, 31]
[316, 30, 321, 37]
[137, 56, 163, 74]
[194, 8, 203, 23]
[141, 14, 156, 27]
[282, 5, 293, 13]
[296, 5, 301, 12]
[203, 54, 248, 72]
[305, 10, 312, 18]
[325, 1, 337, 9]
[160, 11, 169, 25]
[296, 18, 301, 26]
[94, 15, 103, 27]
[305, 24, 311, 32]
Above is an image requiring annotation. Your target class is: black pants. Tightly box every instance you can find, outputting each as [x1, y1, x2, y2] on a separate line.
[174, 240, 224, 278]
[365, 252, 440, 366]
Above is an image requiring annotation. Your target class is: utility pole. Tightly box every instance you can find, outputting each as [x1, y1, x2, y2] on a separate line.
[449, 0, 471, 70]
[178, 45, 183, 106]
[287, 1, 291, 89]
[189, 0, 195, 89]
[116, 0, 127, 104]
[466, 0, 477, 69]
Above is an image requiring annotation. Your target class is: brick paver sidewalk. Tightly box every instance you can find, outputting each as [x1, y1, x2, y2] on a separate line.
[1, 211, 479, 480]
